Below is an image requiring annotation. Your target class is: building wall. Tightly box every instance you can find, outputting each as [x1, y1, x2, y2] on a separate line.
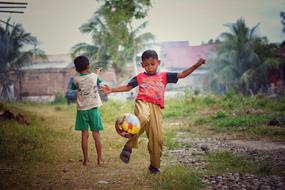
[20, 68, 75, 97]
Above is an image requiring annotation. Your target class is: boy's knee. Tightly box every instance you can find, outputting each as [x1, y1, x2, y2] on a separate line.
[82, 131, 89, 138]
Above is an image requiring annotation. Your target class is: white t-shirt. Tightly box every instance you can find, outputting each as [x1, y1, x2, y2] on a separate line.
[73, 73, 102, 110]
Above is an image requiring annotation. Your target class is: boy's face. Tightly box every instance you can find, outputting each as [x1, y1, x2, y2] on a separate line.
[141, 58, 160, 74]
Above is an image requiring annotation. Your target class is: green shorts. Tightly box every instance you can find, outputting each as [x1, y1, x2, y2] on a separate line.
[75, 107, 104, 131]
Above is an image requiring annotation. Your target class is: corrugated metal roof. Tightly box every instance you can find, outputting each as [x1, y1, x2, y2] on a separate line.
[21, 61, 73, 70]
[21, 54, 73, 70]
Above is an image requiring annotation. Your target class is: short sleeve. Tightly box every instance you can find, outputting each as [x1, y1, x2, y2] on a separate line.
[166, 72, 178, 83]
[71, 83, 77, 90]
[127, 76, 138, 88]
[97, 77, 102, 85]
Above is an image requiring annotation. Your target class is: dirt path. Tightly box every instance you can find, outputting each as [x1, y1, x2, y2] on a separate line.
[1, 104, 154, 190]
[2, 104, 285, 190]
[227, 140, 285, 150]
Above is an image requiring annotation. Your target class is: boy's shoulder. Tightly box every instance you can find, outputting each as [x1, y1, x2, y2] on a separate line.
[74, 72, 97, 81]
[137, 72, 167, 76]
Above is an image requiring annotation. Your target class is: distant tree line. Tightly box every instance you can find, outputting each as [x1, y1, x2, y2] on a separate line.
[71, 0, 155, 78]
[206, 15, 285, 96]
[0, 18, 45, 100]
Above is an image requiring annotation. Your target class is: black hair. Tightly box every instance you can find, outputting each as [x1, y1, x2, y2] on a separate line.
[74, 56, 89, 72]
[141, 50, 158, 61]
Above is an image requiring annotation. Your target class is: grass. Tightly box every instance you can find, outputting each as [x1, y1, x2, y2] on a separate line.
[151, 165, 203, 190]
[196, 114, 269, 129]
[205, 151, 256, 174]
[0, 103, 63, 163]
[163, 94, 285, 141]
[163, 129, 181, 150]
[0, 94, 284, 189]
[204, 151, 285, 177]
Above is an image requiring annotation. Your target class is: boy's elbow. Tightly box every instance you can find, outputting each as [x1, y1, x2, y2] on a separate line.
[177, 73, 185, 79]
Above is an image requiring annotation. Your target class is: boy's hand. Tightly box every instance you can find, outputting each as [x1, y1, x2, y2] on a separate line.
[198, 58, 206, 66]
[96, 67, 102, 74]
[100, 84, 112, 94]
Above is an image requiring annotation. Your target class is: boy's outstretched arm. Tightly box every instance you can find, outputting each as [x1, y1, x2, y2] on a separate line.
[177, 58, 206, 79]
[100, 84, 132, 94]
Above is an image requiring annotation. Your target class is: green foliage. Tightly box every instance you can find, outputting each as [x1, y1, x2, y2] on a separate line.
[151, 165, 203, 190]
[165, 95, 285, 141]
[197, 114, 269, 129]
[207, 17, 283, 95]
[0, 18, 41, 73]
[206, 151, 256, 174]
[163, 130, 180, 150]
[245, 125, 285, 141]
[71, 0, 154, 75]
[204, 95, 218, 105]
[212, 111, 227, 119]
[52, 92, 66, 104]
[0, 18, 45, 101]
[100, 100, 134, 123]
[206, 151, 284, 176]
[0, 107, 58, 162]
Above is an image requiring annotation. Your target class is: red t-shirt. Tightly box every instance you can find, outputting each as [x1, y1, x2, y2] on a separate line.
[128, 72, 178, 108]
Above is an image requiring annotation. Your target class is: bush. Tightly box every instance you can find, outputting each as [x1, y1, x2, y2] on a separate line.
[52, 92, 66, 104]
[152, 165, 203, 190]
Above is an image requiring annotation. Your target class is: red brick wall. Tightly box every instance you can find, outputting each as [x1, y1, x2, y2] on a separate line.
[1, 66, 117, 101]
[21, 68, 76, 96]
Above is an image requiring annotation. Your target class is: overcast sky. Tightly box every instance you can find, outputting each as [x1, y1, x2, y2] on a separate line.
[1, 0, 284, 54]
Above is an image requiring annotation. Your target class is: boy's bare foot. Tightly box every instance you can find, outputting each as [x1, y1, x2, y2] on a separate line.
[83, 159, 90, 166]
[97, 159, 104, 166]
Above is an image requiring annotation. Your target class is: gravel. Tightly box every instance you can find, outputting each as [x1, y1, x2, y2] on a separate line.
[167, 136, 285, 189]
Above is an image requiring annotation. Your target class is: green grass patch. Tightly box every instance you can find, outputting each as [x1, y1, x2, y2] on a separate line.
[100, 100, 134, 123]
[245, 125, 285, 141]
[205, 151, 285, 176]
[52, 92, 66, 104]
[151, 165, 203, 190]
[163, 130, 181, 150]
[196, 114, 269, 129]
[205, 151, 256, 174]
[0, 112, 59, 162]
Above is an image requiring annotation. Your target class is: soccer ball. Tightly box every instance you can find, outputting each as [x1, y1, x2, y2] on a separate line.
[115, 113, 141, 138]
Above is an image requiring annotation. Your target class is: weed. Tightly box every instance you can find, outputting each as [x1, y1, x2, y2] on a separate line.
[151, 165, 203, 190]
[52, 92, 66, 104]
[205, 151, 255, 174]
[163, 130, 180, 150]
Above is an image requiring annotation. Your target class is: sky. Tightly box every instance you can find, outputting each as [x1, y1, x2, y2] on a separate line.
[1, 0, 284, 55]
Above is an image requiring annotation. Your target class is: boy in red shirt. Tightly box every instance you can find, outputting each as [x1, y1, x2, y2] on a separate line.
[101, 50, 205, 173]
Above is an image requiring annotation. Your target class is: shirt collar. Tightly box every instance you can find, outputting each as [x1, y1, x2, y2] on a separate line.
[144, 72, 157, 76]
[80, 73, 90, 76]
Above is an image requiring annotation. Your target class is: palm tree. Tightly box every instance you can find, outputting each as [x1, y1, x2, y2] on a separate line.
[71, 0, 153, 78]
[70, 14, 110, 70]
[208, 18, 264, 94]
[122, 21, 155, 75]
[0, 18, 40, 100]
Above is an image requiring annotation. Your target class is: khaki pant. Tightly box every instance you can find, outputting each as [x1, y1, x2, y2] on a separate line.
[126, 100, 163, 168]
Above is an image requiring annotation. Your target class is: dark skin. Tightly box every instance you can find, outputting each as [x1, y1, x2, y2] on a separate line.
[100, 58, 206, 94]
[77, 65, 104, 166]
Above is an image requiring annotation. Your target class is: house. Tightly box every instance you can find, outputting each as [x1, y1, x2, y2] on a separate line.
[159, 41, 216, 91]
[16, 54, 75, 102]
[0, 54, 117, 103]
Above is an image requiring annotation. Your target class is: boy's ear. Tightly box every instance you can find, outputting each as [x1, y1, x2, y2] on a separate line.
[157, 59, 161, 65]
[141, 62, 144, 67]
